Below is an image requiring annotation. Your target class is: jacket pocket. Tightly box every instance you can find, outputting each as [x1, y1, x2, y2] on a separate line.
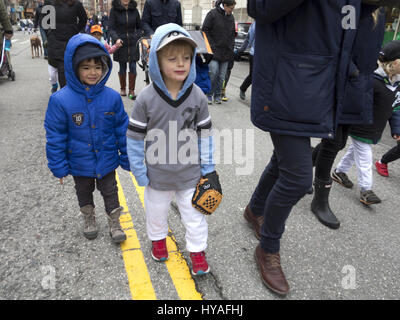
[151, 9, 163, 27]
[102, 112, 115, 129]
[341, 73, 367, 116]
[167, 8, 177, 19]
[270, 53, 336, 124]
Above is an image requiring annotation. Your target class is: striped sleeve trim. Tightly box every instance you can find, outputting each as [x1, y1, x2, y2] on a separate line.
[129, 117, 147, 128]
[128, 117, 147, 134]
[197, 116, 212, 129]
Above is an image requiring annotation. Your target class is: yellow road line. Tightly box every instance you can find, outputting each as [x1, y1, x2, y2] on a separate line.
[129, 172, 203, 300]
[116, 172, 156, 300]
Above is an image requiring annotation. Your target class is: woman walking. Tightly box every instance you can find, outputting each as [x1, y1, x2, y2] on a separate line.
[109, 0, 141, 100]
[46, 0, 87, 88]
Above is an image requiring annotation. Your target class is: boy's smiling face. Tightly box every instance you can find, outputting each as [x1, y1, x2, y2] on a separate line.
[78, 58, 103, 85]
[158, 42, 193, 85]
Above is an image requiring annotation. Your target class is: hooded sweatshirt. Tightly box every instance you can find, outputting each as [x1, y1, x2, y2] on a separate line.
[126, 23, 215, 191]
[44, 34, 130, 179]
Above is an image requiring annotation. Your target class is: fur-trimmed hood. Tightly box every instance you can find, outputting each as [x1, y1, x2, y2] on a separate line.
[111, 0, 137, 11]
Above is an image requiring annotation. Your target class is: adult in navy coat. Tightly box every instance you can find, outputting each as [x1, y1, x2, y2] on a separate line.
[141, 0, 182, 37]
[244, 0, 385, 296]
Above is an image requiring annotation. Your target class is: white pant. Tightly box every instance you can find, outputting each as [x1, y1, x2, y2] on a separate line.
[144, 186, 208, 253]
[48, 65, 58, 86]
[336, 137, 373, 191]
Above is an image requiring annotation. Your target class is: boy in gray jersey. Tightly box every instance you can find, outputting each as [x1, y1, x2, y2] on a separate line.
[126, 24, 217, 275]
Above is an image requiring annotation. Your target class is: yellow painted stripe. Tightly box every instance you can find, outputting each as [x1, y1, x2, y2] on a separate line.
[129, 172, 203, 300]
[165, 234, 203, 300]
[116, 172, 157, 300]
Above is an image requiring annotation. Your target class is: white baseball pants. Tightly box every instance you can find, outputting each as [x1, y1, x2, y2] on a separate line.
[144, 186, 208, 253]
[336, 137, 373, 191]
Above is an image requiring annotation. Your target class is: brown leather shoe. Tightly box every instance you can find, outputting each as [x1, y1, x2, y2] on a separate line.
[254, 244, 289, 296]
[243, 205, 263, 240]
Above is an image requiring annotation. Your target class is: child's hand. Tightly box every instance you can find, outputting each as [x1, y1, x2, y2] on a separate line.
[116, 39, 123, 47]
[59, 178, 64, 185]
[394, 134, 400, 141]
[116, 42, 122, 49]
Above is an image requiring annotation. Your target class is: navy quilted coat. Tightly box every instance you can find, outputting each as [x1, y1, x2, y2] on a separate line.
[247, 0, 386, 138]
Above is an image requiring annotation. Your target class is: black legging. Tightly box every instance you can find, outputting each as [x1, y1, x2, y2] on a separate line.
[313, 125, 351, 181]
[56, 59, 66, 88]
[381, 141, 400, 164]
[240, 54, 253, 93]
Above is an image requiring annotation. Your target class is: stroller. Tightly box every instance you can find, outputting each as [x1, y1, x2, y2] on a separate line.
[137, 37, 151, 85]
[0, 36, 15, 81]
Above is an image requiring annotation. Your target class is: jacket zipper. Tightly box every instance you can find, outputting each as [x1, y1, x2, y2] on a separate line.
[126, 9, 130, 58]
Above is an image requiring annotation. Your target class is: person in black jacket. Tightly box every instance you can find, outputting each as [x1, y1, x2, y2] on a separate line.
[202, 0, 236, 104]
[33, 0, 48, 58]
[333, 40, 400, 205]
[141, 0, 182, 37]
[109, 0, 141, 99]
[45, 0, 87, 88]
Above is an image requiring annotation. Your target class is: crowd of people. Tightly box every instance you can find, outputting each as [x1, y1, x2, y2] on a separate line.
[2, 0, 400, 297]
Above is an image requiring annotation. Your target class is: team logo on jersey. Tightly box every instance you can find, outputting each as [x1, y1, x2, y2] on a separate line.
[72, 113, 84, 126]
[181, 106, 200, 130]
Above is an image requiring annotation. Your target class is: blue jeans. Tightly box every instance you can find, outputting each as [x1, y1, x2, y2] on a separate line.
[249, 133, 313, 253]
[208, 60, 228, 100]
[119, 61, 136, 75]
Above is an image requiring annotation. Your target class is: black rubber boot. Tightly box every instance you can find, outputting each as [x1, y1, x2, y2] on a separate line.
[311, 177, 340, 229]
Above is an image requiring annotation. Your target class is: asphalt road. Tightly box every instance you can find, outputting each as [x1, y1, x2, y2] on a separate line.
[1, 30, 400, 302]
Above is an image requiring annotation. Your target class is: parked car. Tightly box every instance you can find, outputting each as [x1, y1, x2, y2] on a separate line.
[234, 22, 251, 60]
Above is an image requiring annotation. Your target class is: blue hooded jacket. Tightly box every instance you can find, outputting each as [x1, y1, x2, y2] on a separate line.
[247, 0, 385, 138]
[44, 33, 129, 179]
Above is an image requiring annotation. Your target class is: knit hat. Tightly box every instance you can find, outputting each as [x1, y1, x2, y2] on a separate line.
[90, 25, 103, 34]
[379, 40, 400, 62]
[72, 43, 110, 81]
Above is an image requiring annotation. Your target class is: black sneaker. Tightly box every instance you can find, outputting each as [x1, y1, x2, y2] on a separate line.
[331, 169, 354, 188]
[360, 190, 381, 205]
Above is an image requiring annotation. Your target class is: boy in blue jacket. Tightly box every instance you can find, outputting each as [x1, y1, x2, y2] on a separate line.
[44, 34, 129, 244]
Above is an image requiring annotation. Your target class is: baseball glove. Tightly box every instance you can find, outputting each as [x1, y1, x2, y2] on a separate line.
[192, 171, 223, 215]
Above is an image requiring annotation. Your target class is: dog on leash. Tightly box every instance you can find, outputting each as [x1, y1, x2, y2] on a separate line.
[30, 35, 42, 58]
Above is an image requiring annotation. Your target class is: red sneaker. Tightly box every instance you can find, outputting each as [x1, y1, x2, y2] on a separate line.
[375, 161, 389, 177]
[151, 239, 169, 262]
[190, 251, 210, 276]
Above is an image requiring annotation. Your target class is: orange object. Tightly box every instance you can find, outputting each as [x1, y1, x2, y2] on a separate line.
[90, 25, 103, 34]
